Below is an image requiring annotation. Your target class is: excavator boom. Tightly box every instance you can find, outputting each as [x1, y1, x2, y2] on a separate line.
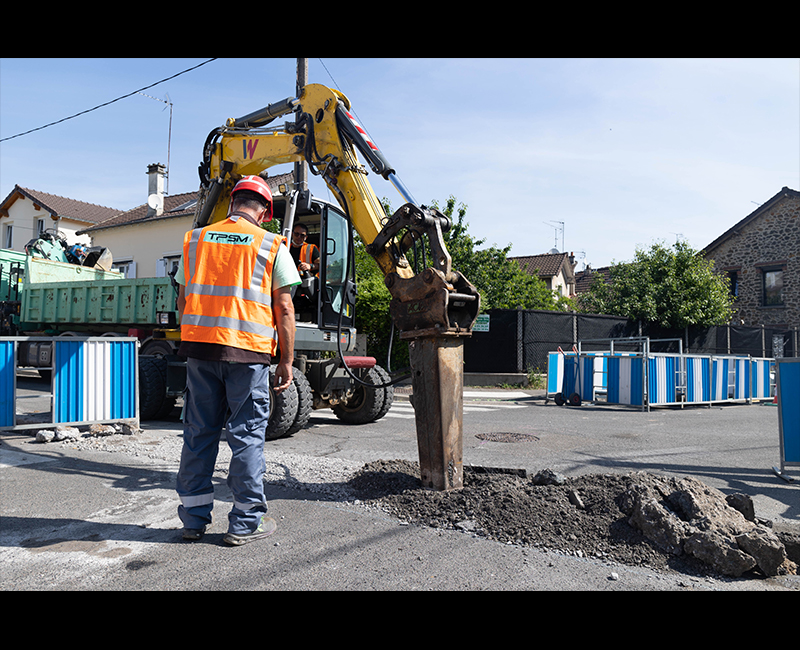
[195, 83, 479, 490]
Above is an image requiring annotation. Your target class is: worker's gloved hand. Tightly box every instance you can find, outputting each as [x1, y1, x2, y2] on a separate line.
[273, 360, 293, 395]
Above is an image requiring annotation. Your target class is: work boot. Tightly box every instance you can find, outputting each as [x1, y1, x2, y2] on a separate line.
[223, 515, 277, 546]
[182, 526, 206, 541]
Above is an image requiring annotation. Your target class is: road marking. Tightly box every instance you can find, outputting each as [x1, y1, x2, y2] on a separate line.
[463, 391, 532, 400]
[0, 448, 59, 469]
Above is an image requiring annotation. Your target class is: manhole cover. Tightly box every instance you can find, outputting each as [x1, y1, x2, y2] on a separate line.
[475, 432, 540, 443]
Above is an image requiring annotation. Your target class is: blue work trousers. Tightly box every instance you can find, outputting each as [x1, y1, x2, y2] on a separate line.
[177, 358, 271, 535]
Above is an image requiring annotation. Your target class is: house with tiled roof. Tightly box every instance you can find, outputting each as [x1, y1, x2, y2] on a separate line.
[78, 164, 294, 278]
[574, 265, 610, 294]
[510, 251, 577, 298]
[0, 184, 122, 252]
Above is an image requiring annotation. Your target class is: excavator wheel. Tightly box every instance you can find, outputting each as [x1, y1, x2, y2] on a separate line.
[371, 364, 394, 421]
[265, 365, 299, 440]
[332, 366, 385, 424]
[285, 370, 313, 436]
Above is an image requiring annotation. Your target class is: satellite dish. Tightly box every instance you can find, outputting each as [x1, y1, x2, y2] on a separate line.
[147, 194, 161, 209]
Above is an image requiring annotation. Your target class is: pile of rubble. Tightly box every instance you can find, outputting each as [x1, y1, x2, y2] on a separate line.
[350, 461, 799, 579]
[618, 472, 797, 577]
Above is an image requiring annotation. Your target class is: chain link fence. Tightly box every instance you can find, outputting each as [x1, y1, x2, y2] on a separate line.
[464, 309, 798, 374]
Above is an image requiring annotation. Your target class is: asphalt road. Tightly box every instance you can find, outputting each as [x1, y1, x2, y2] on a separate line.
[1, 375, 799, 591]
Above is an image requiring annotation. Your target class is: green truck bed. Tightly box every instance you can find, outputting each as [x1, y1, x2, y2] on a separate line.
[18, 256, 177, 330]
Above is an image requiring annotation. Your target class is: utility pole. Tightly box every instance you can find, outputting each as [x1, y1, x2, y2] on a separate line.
[295, 58, 308, 193]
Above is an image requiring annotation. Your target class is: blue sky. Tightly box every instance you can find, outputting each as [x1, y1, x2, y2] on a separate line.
[1, 57, 798, 270]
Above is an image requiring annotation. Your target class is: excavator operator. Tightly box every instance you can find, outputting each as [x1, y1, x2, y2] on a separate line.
[289, 223, 320, 277]
[288, 222, 320, 320]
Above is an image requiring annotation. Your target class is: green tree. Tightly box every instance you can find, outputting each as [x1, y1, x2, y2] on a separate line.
[431, 196, 556, 310]
[579, 240, 734, 328]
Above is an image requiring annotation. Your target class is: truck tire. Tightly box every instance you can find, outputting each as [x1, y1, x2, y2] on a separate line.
[265, 365, 299, 441]
[286, 371, 313, 436]
[139, 355, 167, 420]
[332, 367, 385, 424]
[140, 339, 175, 357]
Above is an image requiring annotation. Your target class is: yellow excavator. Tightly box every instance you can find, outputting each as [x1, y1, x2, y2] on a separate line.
[192, 83, 480, 490]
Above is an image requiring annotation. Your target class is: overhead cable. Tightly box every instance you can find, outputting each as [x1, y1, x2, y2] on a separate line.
[0, 58, 217, 143]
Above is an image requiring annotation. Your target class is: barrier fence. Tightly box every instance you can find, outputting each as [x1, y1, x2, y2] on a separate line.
[547, 337, 775, 411]
[0, 337, 139, 430]
[775, 357, 800, 481]
[464, 309, 797, 375]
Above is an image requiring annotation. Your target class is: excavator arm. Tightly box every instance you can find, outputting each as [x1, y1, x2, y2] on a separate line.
[194, 83, 479, 490]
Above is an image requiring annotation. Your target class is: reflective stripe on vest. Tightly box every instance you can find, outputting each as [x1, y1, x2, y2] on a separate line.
[299, 243, 317, 264]
[182, 214, 281, 353]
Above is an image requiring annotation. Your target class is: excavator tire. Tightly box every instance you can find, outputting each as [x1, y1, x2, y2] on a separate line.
[371, 364, 394, 421]
[265, 364, 299, 440]
[332, 367, 385, 425]
[285, 370, 313, 436]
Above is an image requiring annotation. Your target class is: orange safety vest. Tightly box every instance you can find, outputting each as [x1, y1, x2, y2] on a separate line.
[181, 213, 282, 354]
[299, 242, 319, 276]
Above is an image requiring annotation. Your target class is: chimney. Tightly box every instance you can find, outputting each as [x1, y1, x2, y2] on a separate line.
[146, 162, 166, 217]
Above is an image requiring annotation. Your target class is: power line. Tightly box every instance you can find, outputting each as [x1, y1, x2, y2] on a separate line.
[0, 58, 217, 143]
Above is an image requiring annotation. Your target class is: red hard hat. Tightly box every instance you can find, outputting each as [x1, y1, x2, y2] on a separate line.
[231, 175, 273, 219]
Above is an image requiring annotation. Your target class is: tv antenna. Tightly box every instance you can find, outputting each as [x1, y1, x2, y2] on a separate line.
[137, 92, 173, 195]
[544, 220, 564, 253]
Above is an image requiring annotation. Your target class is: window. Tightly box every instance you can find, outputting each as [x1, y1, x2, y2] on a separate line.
[4, 224, 12, 249]
[727, 271, 738, 298]
[157, 255, 181, 278]
[113, 259, 137, 279]
[37, 218, 46, 235]
[763, 268, 784, 306]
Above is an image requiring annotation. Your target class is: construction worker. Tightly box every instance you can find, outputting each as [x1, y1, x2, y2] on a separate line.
[175, 175, 301, 546]
[289, 222, 320, 277]
[288, 222, 320, 319]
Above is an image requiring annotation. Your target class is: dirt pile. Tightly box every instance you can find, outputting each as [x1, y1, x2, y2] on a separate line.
[347, 459, 799, 579]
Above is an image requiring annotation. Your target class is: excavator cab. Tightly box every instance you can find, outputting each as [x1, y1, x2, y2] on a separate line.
[271, 190, 355, 333]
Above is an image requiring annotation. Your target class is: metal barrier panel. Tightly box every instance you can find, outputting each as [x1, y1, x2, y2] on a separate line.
[734, 357, 750, 400]
[711, 356, 728, 402]
[0, 341, 14, 427]
[648, 354, 680, 406]
[0, 336, 138, 430]
[750, 358, 773, 400]
[54, 339, 137, 424]
[686, 356, 710, 403]
[775, 358, 800, 478]
[547, 352, 563, 395]
[607, 355, 644, 406]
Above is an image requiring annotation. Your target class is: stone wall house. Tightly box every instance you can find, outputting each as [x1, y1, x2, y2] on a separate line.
[702, 186, 800, 328]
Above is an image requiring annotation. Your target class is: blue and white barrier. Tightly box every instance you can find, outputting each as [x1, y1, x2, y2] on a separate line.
[547, 345, 777, 410]
[750, 358, 773, 400]
[648, 354, 681, 406]
[0, 337, 139, 430]
[607, 355, 644, 406]
[775, 358, 800, 480]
